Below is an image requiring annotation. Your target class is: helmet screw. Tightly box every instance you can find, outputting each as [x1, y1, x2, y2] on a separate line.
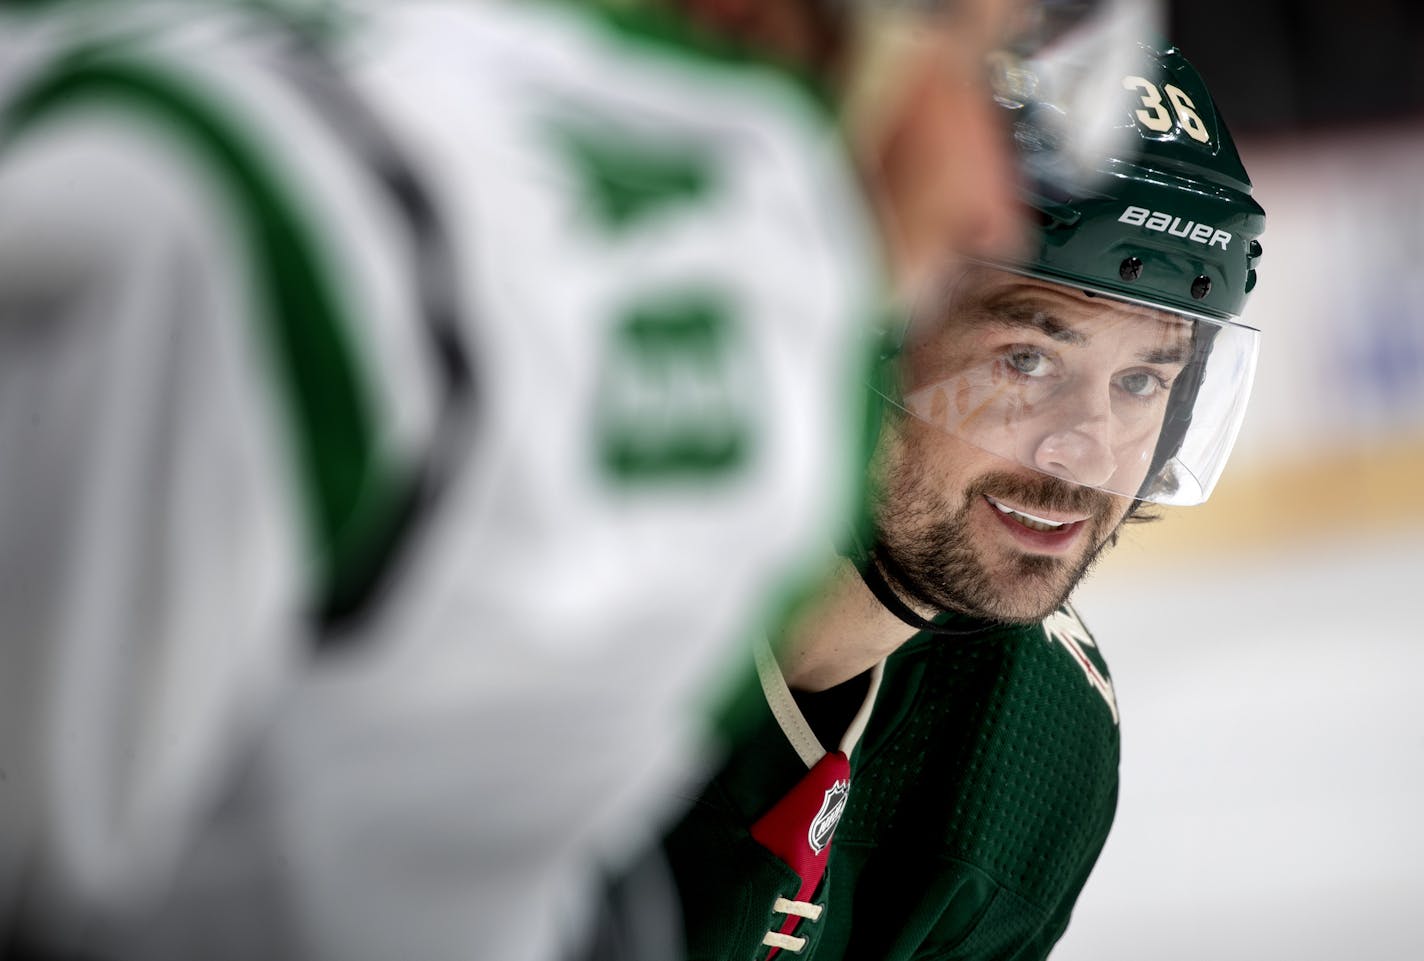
[1119, 257, 1143, 282]
[1191, 275, 1212, 300]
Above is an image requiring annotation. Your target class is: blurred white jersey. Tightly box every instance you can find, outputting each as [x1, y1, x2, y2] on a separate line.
[0, 2, 877, 960]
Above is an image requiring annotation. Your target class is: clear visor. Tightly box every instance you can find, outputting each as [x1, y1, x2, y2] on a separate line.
[881, 265, 1260, 506]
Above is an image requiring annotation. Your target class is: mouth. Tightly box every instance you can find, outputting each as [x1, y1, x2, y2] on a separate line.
[982, 494, 1091, 553]
[985, 495, 1087, 531]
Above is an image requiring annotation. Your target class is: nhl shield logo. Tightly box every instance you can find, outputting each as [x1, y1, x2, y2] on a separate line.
[808, 779, 850, 854]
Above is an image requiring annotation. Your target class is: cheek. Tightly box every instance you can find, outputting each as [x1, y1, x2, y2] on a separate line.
[897, 420, 992, 518]
[1096, 496, 1137, 539]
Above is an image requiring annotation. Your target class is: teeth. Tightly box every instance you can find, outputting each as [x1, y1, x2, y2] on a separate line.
[987, 497, 1067, 532]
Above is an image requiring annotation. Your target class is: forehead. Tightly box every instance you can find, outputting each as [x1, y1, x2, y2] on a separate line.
[944, 266, 1191, 338]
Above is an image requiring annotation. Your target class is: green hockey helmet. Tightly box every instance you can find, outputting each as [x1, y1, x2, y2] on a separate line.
[882, 42, 1266, 507]
[1011, 41, 1265, 322]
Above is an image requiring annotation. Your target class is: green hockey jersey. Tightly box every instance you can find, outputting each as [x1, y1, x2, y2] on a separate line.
[665, 604, 1120, 961]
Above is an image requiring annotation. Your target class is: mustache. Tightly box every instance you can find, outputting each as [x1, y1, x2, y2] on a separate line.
[964, 470, 1116, 518]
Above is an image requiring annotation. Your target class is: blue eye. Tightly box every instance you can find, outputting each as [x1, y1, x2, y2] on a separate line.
[1007, 348, 1051, 377]
[1119, 370, 1168, 398]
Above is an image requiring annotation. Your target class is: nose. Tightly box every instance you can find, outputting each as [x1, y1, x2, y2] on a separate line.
[858, 30, 1028, 300]
[1032, 394, 1118, 490]
[945, 79, 1026, 264]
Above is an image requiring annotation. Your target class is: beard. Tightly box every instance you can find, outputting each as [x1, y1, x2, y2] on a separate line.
[871, 464, 1126, 625]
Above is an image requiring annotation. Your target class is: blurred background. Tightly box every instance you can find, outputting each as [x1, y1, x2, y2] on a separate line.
[1056, 3, 1424, 960]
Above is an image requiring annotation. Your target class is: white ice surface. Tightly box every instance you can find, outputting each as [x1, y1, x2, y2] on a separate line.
[1055, 530, 1424, 961]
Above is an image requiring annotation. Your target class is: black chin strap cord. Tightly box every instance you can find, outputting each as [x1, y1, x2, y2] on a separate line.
[856, 554, 957, 635]
[847, 531, 984, 638]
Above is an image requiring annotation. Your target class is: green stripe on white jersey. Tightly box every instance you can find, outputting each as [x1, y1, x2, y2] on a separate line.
[2, 43, 405, 612]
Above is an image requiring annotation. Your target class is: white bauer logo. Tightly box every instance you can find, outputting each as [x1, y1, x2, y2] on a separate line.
[808, 779, 850, 855]
[1119, 205, 1232, 251]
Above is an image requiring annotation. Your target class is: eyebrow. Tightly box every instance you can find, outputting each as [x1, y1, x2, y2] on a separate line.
[977, 293, 1192, 365]
[977, 298, 1087, 345]
[1139, 341, 1192, 365]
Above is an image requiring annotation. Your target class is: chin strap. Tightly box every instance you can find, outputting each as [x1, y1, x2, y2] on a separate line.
[854, 550, 961, 636]
[847, 530, 983, 637]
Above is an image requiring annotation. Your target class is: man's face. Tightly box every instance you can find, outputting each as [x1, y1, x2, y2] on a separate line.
[847, 0, 1032, 297]
[870, 266, 1191, 624]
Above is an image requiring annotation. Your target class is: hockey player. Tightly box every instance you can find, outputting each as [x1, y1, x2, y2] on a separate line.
[0, 1, 1161, 960]
[0, 0, 1127, 956]
[661, 41, 1266, 961]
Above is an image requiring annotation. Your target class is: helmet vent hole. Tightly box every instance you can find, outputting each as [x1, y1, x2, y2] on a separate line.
[1118, 257, 1143, 282]
[1191, 275, 1212, 299]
